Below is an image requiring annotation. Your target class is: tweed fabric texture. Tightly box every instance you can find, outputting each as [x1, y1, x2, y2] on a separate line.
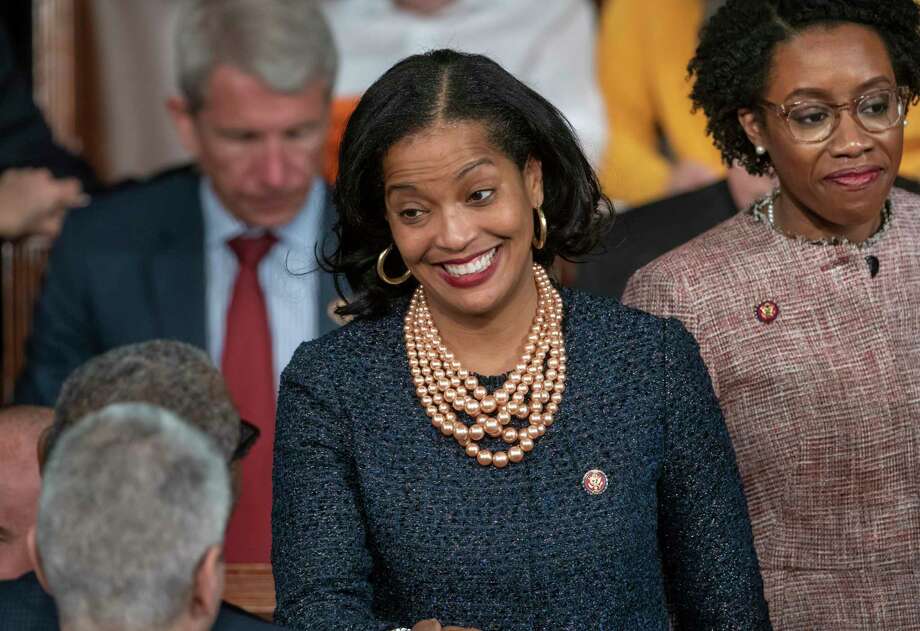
[272, 288, 771, 630]
[623, 187, 920, 630]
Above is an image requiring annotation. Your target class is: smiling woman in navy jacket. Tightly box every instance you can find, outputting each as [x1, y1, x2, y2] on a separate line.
[271, 49, 771, 631]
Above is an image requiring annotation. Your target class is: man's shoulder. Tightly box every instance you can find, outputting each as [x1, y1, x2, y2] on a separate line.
[68, 165, 200, 229]
[58, 164, 203, 249]
[0, 572, 57, 631]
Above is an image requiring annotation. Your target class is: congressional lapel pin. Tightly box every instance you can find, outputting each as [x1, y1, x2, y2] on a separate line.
[582, 469, 608, 495]
[755, 300, 779, 324]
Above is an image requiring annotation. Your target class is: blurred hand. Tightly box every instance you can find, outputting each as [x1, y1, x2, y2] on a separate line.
[411, 619, 482, 631]
[0, 168, 88, 239]
[726, 162, 775, 210]
[667, 160, 720, 197]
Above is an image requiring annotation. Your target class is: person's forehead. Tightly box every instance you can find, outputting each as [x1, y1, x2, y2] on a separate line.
[199, 64, 330, 124]
[765, 23, 895, 100]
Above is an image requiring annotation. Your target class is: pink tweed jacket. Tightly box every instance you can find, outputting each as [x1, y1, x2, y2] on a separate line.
[623, 187, 920, 630]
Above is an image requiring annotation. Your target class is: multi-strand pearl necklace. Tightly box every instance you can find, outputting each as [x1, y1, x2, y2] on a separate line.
[404, 264, 565, 469]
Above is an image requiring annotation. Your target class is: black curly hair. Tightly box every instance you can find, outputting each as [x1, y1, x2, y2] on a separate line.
[689, 0, 920, 175]
[327, 49, 614, 320]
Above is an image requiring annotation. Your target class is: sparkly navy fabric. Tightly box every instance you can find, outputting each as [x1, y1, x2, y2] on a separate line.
[272, 288, 771, 630]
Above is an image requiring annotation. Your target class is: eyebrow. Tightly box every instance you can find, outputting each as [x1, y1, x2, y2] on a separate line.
[782, 76, 895, 101]
[386, 158, 495, 196]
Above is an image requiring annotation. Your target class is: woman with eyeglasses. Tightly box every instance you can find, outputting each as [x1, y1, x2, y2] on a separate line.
[623, 1, 920, 628]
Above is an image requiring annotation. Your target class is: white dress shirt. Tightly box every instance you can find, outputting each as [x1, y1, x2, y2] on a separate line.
[320, 0, 607, 165]
[201, 178, 325, 388]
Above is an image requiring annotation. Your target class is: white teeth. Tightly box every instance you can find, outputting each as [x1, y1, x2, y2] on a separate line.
[444, 247, 496, 277]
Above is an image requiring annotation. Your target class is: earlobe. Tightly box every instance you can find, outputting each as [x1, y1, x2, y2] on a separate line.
[738, 108, 766, 153]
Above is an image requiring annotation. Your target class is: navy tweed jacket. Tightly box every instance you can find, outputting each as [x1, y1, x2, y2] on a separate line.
[272, 288, 771, 630]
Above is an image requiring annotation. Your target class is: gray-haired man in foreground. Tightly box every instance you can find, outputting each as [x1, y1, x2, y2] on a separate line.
[29, 403, 230, 631]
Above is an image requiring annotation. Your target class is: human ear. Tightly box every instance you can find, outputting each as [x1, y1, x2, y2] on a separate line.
[166, 96, 202, 157]
[738, 108, 768, 154]
[26, 527, 50, 593]
[189, 545, 224, 621]
[523, 157, 544, 209]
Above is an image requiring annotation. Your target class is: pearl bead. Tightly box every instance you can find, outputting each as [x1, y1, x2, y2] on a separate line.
[450, 376, 461, 388]
[464, 398, 481, 416]
[433, 392, 444, 404]
[438, 403, 449, 414]
[452, 398, 465, 411]
[453, 423, 470, 445]
[426, 405, 438, 417]
[465, 443, 480, 457]
[476, 450, 493, 466]
[458, 369, 469, 379]
[416, 386, 428, 397]
[464, 377, 478, 390]
[536, 424, 546, 436]
[508, 446, 524, 463]
[503, 381, 517, 393]
[515, 363, 527, 374]
[521, 373, 534, 385]
[516, 404, 529, 419]
[473, 386, 487, 400]
[494, 390, 510, 405]
[456, 386, 467, 397]
[484, 418, 502, 437]
[440, 421, 454, 436]
[507, 401, 520, 415]
[502, 427, 518, 443]
[493, 451, 509, 469]
[519, 436, 534, 452]
[546, 402, 558, 414]
[530, 401, 543, 414]
[542, 413, 554, 426]
[444, 389, 456, 403]
[527, 426, 540, 439]
[438, 379, 450, 391]
[469, 424, 485, 441]
[480, 396, 497, 413]
[497, 410, 511, 425]
[421, 395, 433, 407]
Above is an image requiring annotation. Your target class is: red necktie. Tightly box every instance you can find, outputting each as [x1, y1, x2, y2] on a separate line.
[222, 232, 277, 563]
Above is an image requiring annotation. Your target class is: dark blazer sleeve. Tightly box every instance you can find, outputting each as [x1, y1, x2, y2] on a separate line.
[656, 318, 772, 629]
[0, 25, 98, 189]
[271, 338, 394, 631]
[14, 215, 100, 404]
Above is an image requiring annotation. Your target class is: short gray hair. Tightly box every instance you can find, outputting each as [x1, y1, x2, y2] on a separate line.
[176, 0, 338, 111]
[37, 403, 231, 631]
[52, 340, 239, 464]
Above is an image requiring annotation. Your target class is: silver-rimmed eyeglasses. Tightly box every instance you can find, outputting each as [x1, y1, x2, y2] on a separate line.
[759, 87, 909, 144]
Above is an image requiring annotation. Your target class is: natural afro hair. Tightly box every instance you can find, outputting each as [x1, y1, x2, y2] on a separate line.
[689, 0, 920, 175]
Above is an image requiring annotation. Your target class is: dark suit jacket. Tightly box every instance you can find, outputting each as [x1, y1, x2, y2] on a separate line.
[15, 165, 340, 404]
[0, 572, 283, 631]
[574, 180, 737, 300]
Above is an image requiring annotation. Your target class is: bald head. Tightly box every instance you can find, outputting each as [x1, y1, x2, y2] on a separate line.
[0, 406, 52, 579]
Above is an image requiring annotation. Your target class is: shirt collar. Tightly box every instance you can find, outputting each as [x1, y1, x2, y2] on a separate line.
[200, 177, 327, 252]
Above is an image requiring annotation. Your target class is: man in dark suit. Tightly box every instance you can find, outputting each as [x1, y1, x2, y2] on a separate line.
[15, 0, 340, 563]
[0, 340, 283, 630]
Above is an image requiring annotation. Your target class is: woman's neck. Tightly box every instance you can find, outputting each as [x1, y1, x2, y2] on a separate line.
[774, 188, 883, 244]
[426, 269, 540, 377]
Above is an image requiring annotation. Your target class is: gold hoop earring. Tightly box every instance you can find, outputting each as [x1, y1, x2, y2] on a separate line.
[532, 207, 547, 250]
[376, 244, 412, 285]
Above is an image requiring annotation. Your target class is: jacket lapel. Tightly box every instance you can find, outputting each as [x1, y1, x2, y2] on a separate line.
[148, 174, 207, 349]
